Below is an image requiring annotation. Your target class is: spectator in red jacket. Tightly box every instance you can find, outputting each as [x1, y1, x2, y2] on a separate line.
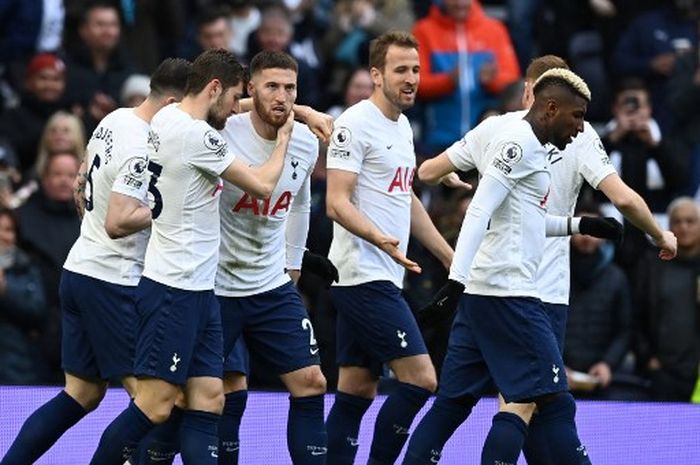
[413, 0, 520, 152]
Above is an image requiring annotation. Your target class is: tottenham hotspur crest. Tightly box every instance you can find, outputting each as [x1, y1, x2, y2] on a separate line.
[291, 158, 299, 180]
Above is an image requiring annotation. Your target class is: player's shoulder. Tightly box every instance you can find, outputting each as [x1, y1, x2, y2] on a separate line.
[489, 119, 544, 167]
[334, 99, 372, 127]
[570, 121, 604, 150]
[290, 121, 319, 159]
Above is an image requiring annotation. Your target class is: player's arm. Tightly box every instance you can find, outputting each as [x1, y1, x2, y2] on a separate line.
[221, 111, 294, 199]
[105, 193, 152, 239]
[544, 214, 623, 240]
[449, 173, 509, 284]
[285, 166, 312, 285]
[598, 173, 677, 259]
[326, 168, 421, 273]
[410, 192, 453, 269]
[105, 155, 152, 239]
[240, 98, 333, 143]
[417, 152, 471, 190]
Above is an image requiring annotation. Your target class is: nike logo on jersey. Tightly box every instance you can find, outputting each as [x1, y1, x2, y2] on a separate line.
[310, 347, 319, 355]
[386, 144, 393, 150]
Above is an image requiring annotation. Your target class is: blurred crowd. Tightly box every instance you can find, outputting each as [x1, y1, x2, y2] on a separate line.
[1, 0, 699, 403]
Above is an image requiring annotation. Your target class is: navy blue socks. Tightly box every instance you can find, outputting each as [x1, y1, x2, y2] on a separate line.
[368, 382, 432, 465]
[287, 394, 327, 464]
[1, 390, 88, 465]
[131, 406, 183, 464]
[402, 395, 475, 465]
[481, 412, 528, 465]
[90, 401, 155, 465]
[180, 410, 220, 465]
[326, 391, 373, 465]
[218, 390, 248, 464]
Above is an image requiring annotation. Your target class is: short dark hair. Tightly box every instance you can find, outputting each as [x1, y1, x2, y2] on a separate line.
[369, 31, 418, 72]
[196, 6, 231, 30]
[614, 77, 647, 96]
[249, 50, 298, 76]
[150, 58, 191, 99]
[81, 0, 119, 26]
[185, 49, 246, 96]
[525, 55, 569, 81]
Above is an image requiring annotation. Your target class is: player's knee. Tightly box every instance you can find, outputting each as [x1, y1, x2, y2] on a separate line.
[402, 369, 437, 392]
[307, 369, 327, 394]
[500, 401, 537, 424]
[64, 377, 107, 412]
[534, 391, 576, 419]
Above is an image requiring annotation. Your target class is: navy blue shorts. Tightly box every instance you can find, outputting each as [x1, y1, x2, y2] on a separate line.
[331, 281, 428, 376]
[60, 270, 137, 380]
[133, 277, 223, 385]
[544, 302, 568, 355]
[439, 294, 568, 403]
[223, 337, 250, 375]
[219, 282, 319, 375]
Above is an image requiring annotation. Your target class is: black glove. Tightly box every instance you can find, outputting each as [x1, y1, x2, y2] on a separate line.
[416, 279, 465, 328]
[578, 216, 624, 241]
[301, 251, 339, 288]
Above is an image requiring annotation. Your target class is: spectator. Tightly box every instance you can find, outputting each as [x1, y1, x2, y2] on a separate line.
[413, 0, 520, 153]
[0, 0, 64, 63]
[64, 0, 135, 132]
[565, 202, 632, 399]
[226, 0, 261, 60]
[34, 111, 86, 180]
[248, 5, 322, 108]
[194, 6, 236, 58]
[600, 78, 686, 271]
[612, 0, 699, 130]
[0, 208, 49, 384]
[0, 139, 26, 209]
[119, 73, 150, 107]
[635, 197, 700, 401]
[326, 67, 373, 119]
[0, 53, 71, 172]
[667, 38, 700, 197]
[17, 152, 81, 381]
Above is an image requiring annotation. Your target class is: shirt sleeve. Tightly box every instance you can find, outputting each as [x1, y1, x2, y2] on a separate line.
[285, 167, 312, 270]
[445, 126, 480, 173]
[448, 173, 511, 284]
[577, 125, 617, 189]
[326, 118, 364, 173]
[185, 123, 236, 176]
[482, 134, 542, 190]
[111, 154, 149, 202]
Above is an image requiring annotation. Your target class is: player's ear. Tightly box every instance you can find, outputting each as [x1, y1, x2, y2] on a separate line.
[209, 79, 222, 99]
[247, 79, 255, 96]
[370, 66, 382, 87]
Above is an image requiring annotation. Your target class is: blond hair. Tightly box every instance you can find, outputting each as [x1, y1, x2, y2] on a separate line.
[533, 68, 591, 102]
[35, 111, 86, 177]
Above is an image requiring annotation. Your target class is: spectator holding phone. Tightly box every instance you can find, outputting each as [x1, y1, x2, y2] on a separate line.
[601, 78, 687, 273]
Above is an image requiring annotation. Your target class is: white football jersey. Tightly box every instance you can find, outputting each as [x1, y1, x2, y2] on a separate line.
[326, 99, 416, 289]
[142, 104, 235, 291]
[215, 113, 318, 297]
[63, 108, 150, 286]
[457, 118, 551, 298]
[447, 114, 616, 303]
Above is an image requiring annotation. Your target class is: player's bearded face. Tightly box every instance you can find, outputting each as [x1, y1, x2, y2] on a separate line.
[252, 68, 297, 127]
[208, 84, 242, 130]
[380, 46, 419, 111]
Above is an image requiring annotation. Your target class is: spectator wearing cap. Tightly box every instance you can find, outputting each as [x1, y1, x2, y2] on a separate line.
[0, 53, 72, 173]
[17, 151, 81, 381]
[120, 73, 150, 107]
[64, 0, 135, 133]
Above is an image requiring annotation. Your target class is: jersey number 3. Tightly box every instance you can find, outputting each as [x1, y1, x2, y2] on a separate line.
[84, 155, 164, 220]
